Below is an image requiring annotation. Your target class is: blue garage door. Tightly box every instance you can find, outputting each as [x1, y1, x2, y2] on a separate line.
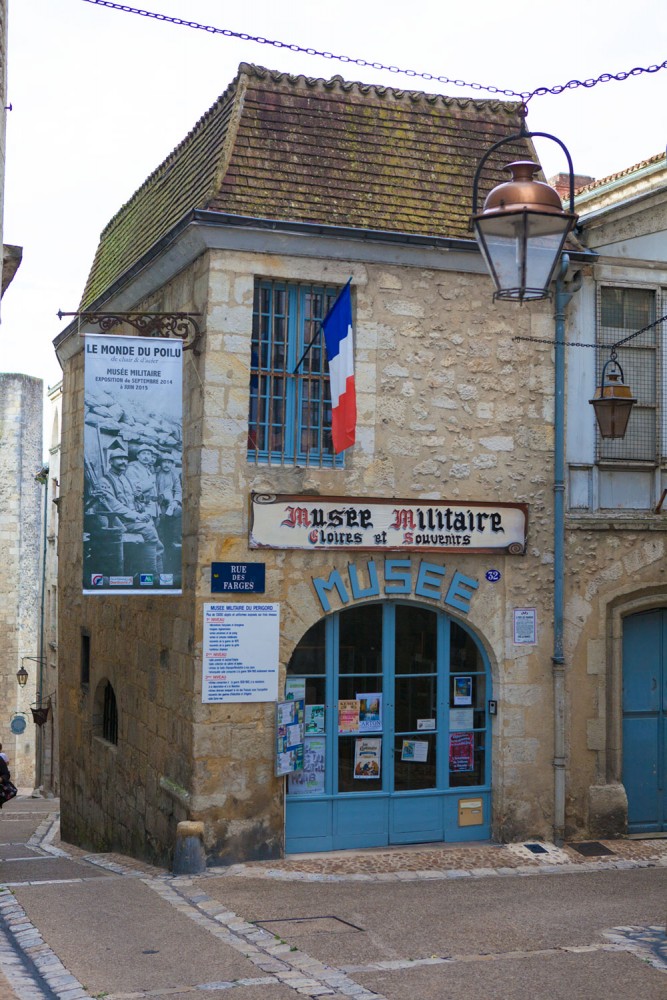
[285, 602, 492, 853]
[622, 609, 667, 833]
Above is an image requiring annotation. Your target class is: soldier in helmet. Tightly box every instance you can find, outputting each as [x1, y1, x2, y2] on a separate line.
[100, 448, 163, 573]
[156, 452, 182, 575]
[126, 444, 159, 519]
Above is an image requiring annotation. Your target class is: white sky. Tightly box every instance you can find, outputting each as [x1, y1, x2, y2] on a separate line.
[1, 0, 666, 395]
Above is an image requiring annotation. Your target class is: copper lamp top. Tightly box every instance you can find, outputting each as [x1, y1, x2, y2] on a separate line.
[482, 161, 568, 217]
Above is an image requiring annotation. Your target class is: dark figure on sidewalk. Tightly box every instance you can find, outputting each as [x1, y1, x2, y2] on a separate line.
[0, 754, 17, 808]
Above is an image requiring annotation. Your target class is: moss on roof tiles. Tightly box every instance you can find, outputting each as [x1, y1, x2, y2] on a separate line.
[81, 63, 533, 308]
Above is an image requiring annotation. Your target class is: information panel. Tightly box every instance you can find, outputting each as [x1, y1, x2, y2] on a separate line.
[202, 603, 279, 703]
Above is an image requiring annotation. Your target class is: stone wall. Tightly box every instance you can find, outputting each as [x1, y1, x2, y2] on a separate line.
[58, 257, 207, 864]
[194, 251, 560, 855]
[0, 373, 43, 787]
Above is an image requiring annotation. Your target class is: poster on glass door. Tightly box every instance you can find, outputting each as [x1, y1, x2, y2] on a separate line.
[354, 737, 381, 779]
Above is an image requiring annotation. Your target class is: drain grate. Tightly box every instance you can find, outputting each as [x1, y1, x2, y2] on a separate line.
[524, 843, 549, 854]
[567, 841, 615, 857]
[255, 915, 364, 934]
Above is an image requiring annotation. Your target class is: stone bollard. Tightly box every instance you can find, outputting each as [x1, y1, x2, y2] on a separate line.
[172, 820, 206, 875]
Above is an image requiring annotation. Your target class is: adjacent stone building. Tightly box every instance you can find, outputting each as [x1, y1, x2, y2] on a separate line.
[54, 63, 665, 867]
[0, 373, 43, 787]
[565, 151, 667, 837]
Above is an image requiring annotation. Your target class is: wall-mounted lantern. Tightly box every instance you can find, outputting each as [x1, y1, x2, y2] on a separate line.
[589, 353, 637, 439]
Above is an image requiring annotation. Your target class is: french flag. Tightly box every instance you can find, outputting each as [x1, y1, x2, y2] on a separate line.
[322, 281, 356, 454]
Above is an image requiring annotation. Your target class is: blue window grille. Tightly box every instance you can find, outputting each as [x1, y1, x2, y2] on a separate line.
[247, 280, 345, 467]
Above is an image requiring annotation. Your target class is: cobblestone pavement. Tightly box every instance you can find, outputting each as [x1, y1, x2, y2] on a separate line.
[1, 796, 666, 1000]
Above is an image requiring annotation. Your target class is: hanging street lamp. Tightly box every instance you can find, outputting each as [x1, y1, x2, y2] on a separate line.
[471, 131, 578, 303]
[589, 351, 637, 439]
[16, 664, 28, 687]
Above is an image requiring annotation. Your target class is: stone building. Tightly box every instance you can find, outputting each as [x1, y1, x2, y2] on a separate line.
[0, 373, 43, 788]
[53, 63, 663, 867]
[566, 151, 667, 837]
[39, 380, 62, 796]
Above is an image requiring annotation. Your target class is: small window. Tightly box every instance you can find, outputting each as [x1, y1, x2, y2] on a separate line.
[247, 279, 345, 467]
[102, 682, 118, 745]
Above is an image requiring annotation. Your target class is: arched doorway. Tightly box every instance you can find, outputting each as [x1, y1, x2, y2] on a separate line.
[285, 601, 492, 852]
[622, 609, 667, 833]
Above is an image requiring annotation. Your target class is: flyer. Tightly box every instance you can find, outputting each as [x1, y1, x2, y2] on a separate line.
[401, 740, 429, 762]
[354, 737, 381, 779]
[285, 677, 306, 701]
[275, 699, 305, 776]
[514, 607, 537, 645]
[288, 737, 325, 795]
[338, 699, 360, 734]
[305, 704, 325, 734]
[449, 708, 474, 731]
[357, 692, 382, 733]
[453, 676, 473, 706]
[449, 731, 475, 772]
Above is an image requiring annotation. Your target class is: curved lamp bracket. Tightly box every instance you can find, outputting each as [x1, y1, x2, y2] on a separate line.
[471, 130, 575, 219]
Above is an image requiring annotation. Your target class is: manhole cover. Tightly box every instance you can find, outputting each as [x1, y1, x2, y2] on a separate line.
[256, 915, 364, 935]
[567, 841, 615, 857]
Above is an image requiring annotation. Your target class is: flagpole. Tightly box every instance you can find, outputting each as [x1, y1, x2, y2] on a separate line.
[292, 278, 352, 374]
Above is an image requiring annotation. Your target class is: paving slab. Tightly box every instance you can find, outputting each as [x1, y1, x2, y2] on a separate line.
[356, 949, 667, 1000]
[141, 987, 305, 1000]
[0, 856, 113, 883]
[13, 877, 264, 995]
[0, 846, 45, 861]
[201, 868, 667, 966]
[0, 821, 51, 843]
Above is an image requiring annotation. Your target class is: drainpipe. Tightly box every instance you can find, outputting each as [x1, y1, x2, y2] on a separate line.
[553, 256, 581, 845]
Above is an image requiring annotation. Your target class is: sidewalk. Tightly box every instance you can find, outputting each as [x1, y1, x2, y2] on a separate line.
[1, 793, 666, 1000]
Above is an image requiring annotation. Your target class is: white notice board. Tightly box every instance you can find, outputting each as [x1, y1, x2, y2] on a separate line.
[203, 603, 279, 703]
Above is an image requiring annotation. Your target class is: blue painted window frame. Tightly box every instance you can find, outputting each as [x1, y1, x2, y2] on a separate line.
[247, 279, 345, 467]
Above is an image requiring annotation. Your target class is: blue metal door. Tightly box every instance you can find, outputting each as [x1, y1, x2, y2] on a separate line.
[622, 609, 667, 833]
[285, 601, 492, 853]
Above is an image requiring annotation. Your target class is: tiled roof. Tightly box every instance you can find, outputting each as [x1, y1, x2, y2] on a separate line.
[81, 63, 534, 308]
[575, 151, 666, 196]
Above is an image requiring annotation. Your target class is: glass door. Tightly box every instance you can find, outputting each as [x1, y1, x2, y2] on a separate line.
[285, 601, 491, 853]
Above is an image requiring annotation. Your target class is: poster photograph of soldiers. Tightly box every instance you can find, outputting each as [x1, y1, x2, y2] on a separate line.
[83, 334, 183, 594]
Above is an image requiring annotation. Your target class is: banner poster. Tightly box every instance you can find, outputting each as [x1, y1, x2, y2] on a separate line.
[203, 604, 280, 704]
[83, 334, 183, 594]
[288, 736, 325, 794]
[276, 699, 305, 776]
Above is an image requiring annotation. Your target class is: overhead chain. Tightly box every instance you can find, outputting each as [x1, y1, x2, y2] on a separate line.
[514, 312, 667, 351]
[81, 1, 667, 103]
